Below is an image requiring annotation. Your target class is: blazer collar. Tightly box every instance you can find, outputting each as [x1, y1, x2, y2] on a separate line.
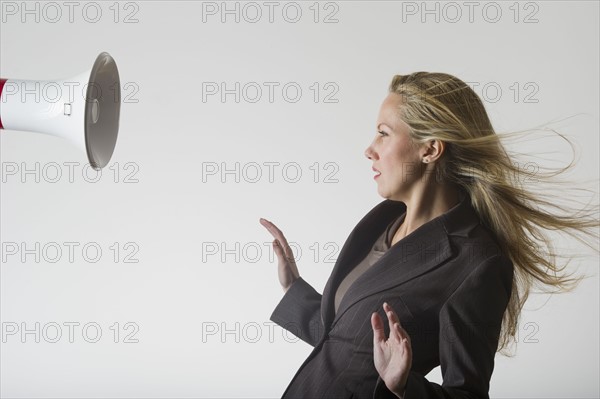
[321, 189, 480, 330]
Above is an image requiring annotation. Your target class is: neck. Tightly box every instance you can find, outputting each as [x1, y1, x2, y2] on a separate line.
[396, 181, 461, 239]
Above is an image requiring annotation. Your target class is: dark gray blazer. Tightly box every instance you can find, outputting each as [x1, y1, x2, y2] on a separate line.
[270, 191, 514, 398]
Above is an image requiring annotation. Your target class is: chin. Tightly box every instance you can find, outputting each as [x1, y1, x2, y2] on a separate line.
[380, 188, 406, 202]
[377, 188, 394, 201]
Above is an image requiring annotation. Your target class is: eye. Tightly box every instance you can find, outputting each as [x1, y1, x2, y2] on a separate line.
[378, 131, 387, 136]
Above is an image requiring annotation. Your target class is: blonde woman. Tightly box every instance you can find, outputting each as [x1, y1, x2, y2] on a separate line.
[260, 72, 598, 398]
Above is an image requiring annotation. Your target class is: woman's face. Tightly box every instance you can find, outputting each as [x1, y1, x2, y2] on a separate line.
[364, 93, 425, 201]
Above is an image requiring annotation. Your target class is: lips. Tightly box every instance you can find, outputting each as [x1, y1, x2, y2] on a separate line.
[372, 167, 381, 179]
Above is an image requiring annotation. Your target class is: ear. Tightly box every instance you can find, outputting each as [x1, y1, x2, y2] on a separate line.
[421, 139, 445, 163]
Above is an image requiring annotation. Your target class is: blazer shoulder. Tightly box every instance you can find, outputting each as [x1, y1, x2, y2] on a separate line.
[451, 221, 513, 274]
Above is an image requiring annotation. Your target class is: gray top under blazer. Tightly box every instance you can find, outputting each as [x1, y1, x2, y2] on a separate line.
[270, 189, 514, 398]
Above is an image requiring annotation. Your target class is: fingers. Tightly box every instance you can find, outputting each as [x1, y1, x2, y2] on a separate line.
[259, 218, 290, 247]
[371, 312, 386, 345]
[372, 303, 413, 368]
[383, 302, 401, 326]
[383, 302, 410, 344]
[259, 218, 294, 258]
[404, 330, 412, 355]
[272, 239, 284, 256]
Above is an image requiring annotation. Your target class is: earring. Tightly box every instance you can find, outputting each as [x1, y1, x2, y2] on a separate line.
[422, 159, 429, 163]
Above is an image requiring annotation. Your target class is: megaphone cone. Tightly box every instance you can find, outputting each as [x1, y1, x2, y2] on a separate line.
[0, 52, 121, 170]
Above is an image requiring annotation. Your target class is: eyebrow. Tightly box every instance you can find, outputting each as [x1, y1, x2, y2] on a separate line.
[377, 123, 392, 131]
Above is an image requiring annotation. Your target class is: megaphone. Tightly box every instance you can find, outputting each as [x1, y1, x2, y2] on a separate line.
[0, 52, 121, 170]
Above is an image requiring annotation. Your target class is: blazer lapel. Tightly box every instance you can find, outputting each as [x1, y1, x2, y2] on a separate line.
[320, 200, 402, 328]
[321, 190, 479, 331]
[331, 219, 452, 328]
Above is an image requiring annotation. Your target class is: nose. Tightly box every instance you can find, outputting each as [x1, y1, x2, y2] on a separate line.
[364, 145, 376, 160]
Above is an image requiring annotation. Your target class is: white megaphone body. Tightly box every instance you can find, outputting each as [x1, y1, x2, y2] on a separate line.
[0, 52, 121, 170]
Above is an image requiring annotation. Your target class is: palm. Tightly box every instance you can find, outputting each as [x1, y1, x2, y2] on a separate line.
[371, 302, 412, 396]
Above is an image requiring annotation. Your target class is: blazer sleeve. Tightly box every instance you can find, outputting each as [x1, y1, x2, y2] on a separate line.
[373, 254, 514, 399]
[269, 277, 325, 347]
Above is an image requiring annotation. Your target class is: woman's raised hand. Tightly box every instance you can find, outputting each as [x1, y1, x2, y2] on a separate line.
[371, 302, 413, 398]
[259, 218, 300, 293]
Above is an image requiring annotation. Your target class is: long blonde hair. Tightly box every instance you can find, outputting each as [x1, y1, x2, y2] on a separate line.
[389, 72, 599, 355]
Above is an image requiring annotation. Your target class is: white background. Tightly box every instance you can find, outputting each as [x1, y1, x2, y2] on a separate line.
[1, 1, 599, 398]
